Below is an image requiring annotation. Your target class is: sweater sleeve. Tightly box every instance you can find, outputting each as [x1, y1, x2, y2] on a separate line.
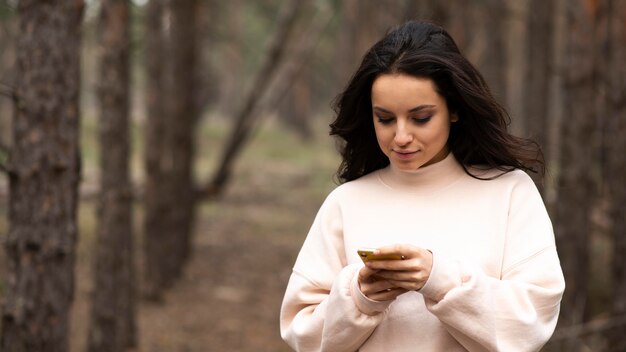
[418, 172, 565, 352]
[280, 192, 392, 352]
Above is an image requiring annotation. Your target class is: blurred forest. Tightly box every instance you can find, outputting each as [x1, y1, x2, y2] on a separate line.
[0, 0, 625, 351]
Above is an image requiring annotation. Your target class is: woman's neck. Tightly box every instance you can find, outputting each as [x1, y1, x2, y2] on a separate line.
[377, 152, 466, 191]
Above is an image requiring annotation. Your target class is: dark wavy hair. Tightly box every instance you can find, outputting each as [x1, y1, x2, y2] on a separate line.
[330, 21, 544, 183]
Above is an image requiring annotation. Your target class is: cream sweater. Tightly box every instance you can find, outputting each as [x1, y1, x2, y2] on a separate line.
[280, 153, 565, 351]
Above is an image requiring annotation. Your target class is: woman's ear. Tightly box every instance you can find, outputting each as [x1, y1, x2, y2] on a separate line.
[450, 112, 459, 123]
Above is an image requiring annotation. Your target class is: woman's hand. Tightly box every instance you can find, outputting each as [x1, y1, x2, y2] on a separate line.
[357, 244, 433, 300]
[358, 264, 408, 301]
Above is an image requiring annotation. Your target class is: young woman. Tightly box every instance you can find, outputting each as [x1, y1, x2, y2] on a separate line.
[280, 21, 565, 352]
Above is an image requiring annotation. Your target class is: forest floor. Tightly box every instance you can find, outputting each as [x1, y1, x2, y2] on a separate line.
[66, 118, 340, 352]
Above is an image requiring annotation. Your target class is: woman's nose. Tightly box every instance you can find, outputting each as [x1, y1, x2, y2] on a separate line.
[394, 125, 413, 146]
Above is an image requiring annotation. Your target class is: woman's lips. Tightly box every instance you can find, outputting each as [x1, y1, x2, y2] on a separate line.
[393, 150, 418, 160]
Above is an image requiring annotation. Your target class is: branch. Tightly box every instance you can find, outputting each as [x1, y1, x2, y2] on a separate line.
[259, 0, 333, 115]
[197, 0, 305, 199]
[0, 82, 16, 100]
[0, 142, 8, 174]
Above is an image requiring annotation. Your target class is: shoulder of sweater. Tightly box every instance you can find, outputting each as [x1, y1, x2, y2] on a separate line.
[326, 170, 383, 199]
[460, 167, 542, 196]
[465, 166, 533, 184]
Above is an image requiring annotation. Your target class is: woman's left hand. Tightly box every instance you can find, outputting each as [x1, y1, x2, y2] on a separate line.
[364, 244, 433, 292]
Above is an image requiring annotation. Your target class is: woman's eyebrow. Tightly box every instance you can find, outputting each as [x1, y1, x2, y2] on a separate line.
[408, 104, 436, 112]
[372, 106, 392, 113]
[372, 105, 436, 113]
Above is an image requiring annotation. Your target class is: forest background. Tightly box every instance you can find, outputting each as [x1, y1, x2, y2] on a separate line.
[0, 0, 625, 351]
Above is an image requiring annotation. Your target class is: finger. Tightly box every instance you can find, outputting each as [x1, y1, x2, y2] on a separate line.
[374, 268, 430, 281]
[376, 243, 414, 257]
[358, 266, 380, 282]
[365, 258, 408, 270]
[360, 277, 387, 292]
[374, 270, 415, 281]
[367, 278, 396, 292]
[367, 287, 409, 301]
[385, 278, 428, 291]
[366, 253, 432, 271]
[376, 244, 428, 262]
[365, 255, 425, 271]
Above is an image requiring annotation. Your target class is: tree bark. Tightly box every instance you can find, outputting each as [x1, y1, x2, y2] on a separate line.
[464, 0, 507, 104]
[525, 0, 555, 192]
[165, 0, 198, 277]
[334, 0, 358, 88]
[277, 64, 313, 140]
[217, 0, 243, 115]
[0, 10, 17, 149]
[1, 1, 84, 351]
[143, 0, 198, 299]
[605, 0, 626, 348]
[142, 0, 168, 300]
[504, 0, 529, 136]
[87, 0, 136, 351]
[555, 0, 600, 332]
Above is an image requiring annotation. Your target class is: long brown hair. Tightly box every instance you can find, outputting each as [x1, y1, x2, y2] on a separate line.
[330, 21, 544, 183]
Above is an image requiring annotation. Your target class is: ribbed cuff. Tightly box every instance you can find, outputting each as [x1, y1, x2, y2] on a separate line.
[350, 270, 392, 316]
[418, 253, 462, 302]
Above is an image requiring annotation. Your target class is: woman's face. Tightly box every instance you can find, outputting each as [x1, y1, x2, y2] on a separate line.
[371, 73, 457, 171]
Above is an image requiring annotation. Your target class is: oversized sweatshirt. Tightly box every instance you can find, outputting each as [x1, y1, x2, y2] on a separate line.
[280, 153, 565, 352]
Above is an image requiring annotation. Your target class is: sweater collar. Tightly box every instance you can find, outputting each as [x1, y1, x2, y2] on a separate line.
[377, 152, 466, 191]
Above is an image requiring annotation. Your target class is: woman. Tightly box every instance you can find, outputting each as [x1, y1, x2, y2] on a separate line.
[280, 21, 565, 352]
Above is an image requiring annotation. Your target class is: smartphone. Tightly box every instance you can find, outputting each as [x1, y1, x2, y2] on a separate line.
[357, 248, 403, 262]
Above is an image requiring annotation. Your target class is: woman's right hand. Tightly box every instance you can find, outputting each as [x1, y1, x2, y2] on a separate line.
[358, 265, 408, 301]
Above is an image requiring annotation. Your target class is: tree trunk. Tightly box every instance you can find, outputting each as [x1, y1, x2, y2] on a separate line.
[605, 0, 626, 348]
[142, 0, 168, 300]
[0, 10, 17, 148]
[334, 0, 358, 88]
[194, 0, 216, 118]
[217, 0, 243, 116]
[1, 1, 84, 351]
[525, 0, 554, 192]
[404, 0, 448, 25]
[504, 0, 529, 136]
[555, 0, 600, 332]
[87, 0, 136, 351]
[465, 0, 507, 104]
[165, 0, 198, 276]
[143, 0, 198, 299]
[277, 65, 313, 140]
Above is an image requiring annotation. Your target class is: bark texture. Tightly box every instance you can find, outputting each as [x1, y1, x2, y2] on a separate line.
[165, 0, 198, 277]
[1, 1, 84, 351]
[606, 0, 626, 348]
[143, 0, 198, 299]
[555, 0, 599, 330]
[142, 0, 167, 299]
[525, 0, 555, 191]
[87, 0, 136, 351]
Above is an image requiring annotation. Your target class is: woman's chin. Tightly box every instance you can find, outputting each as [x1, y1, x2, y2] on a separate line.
[392, 161, 423, 171]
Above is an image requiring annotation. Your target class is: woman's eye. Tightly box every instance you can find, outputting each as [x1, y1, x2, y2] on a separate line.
[376, 116, 394, 125]
[413, 116, 432, 124]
